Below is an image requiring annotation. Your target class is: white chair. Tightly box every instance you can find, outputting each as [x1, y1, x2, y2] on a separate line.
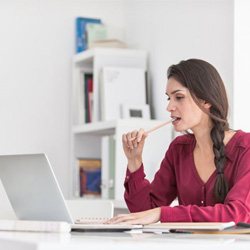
[66, 199, 114, 221]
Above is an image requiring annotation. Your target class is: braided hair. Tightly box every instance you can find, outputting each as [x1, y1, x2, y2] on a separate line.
[167, 59, 229, 203]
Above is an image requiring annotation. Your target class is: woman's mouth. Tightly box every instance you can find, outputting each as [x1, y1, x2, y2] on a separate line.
[171, 116, 181, 125]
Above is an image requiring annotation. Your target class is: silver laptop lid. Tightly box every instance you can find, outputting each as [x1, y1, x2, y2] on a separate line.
[0, 154, 73, 223]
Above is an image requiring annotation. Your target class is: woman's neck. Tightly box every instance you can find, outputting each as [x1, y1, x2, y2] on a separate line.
[193, 127, 213, 154]
[192, 127, 235, 154]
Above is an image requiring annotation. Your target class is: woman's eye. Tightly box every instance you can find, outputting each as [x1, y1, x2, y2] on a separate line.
[167, 97, 170, 101]
[176, 96, 184, 100]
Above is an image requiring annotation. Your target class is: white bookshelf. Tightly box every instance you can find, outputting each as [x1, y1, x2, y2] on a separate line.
[70, 48, 173, 205]
[72, 48, 147, 124]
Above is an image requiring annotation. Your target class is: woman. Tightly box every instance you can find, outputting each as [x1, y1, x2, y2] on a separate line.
[108, 59, 250, 225]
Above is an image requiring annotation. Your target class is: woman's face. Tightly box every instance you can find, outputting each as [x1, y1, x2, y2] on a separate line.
[166, 77, 210, 132]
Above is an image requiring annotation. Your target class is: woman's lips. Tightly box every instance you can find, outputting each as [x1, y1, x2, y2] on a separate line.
[172, 117, 181, 125]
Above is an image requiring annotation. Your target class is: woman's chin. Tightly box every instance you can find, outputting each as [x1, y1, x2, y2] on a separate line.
[174, 125, 188, 133]
[174, 129, 184, 133]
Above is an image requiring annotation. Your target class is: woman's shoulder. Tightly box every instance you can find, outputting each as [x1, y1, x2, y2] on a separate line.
[234, 130, 250, 148]
[226, 130, 250, 160]
[170, 133, 195, 146]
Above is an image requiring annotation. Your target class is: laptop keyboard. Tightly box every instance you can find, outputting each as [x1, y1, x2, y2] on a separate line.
[75, 217, 110, 224]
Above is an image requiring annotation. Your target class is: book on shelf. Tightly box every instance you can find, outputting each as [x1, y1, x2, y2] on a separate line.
[75, 17, 101, 53]
[100, 67, 147, 121]
[88, 39, 127, 49]
[76, 70, 93, 125]
[83, 73, 93, 123]
[78, 158, 101, 197]
[86, 23, 107, 49]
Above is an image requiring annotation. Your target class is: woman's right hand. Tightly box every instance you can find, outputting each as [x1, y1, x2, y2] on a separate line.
[122, 128, 147, 173]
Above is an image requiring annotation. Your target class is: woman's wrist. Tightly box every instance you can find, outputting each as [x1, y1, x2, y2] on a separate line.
[127, 158, 142, 173]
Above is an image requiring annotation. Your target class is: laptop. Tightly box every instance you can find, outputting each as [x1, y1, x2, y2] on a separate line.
[0, 153, 141, 231]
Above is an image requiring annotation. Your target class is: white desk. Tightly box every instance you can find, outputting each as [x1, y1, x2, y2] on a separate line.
[0, 231, 250, 250]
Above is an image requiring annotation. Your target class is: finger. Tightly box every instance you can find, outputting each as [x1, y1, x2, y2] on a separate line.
[110, 216, 136, 224]
[105, 214, 136, 224]
[126, 132, 134, 149]
[122, 134, 128, 148]
[141, 133, 148, 145]
[136, 128, 145, 143]
[127, 130, 137, 149]
[121, 218, 144, 225]
[131, 130, 139, 148]
[111, 216, 144, 225]
[104, 214, 127, 224]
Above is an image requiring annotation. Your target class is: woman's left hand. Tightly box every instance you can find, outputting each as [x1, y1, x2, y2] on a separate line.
[105, 207, 161, 225]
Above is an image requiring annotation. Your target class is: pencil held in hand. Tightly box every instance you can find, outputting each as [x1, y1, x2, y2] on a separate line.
[129, 118, 174, 141]
[146, 119, 174, 134]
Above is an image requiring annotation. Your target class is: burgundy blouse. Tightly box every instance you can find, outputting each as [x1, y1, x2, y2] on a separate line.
[124, 130, 250, 223]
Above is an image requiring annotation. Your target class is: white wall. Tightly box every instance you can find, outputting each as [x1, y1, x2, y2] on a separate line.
[234, 0, 250, 131]
[123, 0, 234, 124]
[0, 0, 125, 197]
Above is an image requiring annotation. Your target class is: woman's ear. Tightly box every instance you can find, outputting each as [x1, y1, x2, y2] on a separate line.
[204, 101, 212, 109]
[199, 99, 211, 109]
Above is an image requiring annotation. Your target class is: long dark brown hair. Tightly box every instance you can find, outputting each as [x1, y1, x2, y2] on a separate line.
[167, 59, 229, 203]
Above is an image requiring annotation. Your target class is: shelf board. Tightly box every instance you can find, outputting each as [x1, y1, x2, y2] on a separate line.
[72, 119, 165, 136]
[73, 49, 94, 65]
[72, 120, 117, 135]
[73, 48, 147, 65]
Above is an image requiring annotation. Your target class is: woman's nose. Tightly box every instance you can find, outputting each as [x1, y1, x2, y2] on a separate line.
[166, 101, 175, 112]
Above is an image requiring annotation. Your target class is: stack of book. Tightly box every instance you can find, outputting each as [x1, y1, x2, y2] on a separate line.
[78, 158, 101, 197]
[89, 39, 127, 49]
[75, 17, 127, 52]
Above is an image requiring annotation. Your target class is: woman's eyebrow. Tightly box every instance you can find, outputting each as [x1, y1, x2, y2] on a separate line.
[165, 89, 186, 96]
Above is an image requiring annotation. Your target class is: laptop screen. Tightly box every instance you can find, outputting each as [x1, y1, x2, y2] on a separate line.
[0, 154, 73, 223]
